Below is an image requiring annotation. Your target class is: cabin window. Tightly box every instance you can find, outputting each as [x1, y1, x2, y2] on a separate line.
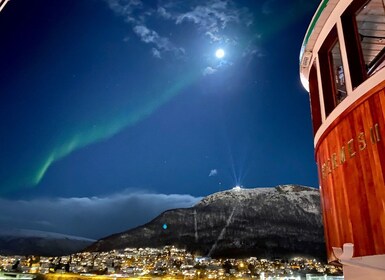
[331, 41, 347, 103]
[309, 64, 322, 135]
[355, 0, 385, 75]
[341, 1, 367, 89]
[318, 27, 346, 116]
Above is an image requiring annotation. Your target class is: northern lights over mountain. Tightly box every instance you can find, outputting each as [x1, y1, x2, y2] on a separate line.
[0, 0, 320, 237]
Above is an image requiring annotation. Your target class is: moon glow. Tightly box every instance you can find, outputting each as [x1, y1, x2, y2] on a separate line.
[215, 49, 225, 58]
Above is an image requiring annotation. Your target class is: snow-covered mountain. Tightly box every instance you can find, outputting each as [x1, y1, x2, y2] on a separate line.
[0, 229, 95, 256]
[86, 185, 326, 260]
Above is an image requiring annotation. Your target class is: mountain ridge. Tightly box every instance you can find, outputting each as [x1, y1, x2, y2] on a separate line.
[86, 185, 326, 260]
[0, 229, 95, 256]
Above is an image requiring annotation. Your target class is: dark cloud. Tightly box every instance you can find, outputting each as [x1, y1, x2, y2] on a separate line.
[106, 0, 144, 22]
[106, 0, 185, 57]
[132, 25, 182, 56]
[157, 6, 172, 19]
[202, 66, 217, 76]
[105, 0, 260, 75]
[159, 0, 252, 44]
[0, 191, 201, 239]
[151, 47, 161, 58]
[106, 0, 254, 57]
[175, 1, 239, 30]
[209, 169, 218, 176]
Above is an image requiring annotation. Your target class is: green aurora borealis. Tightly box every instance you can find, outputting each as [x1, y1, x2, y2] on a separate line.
[0, 0, 321, 195]
[2, 71, 197, 193]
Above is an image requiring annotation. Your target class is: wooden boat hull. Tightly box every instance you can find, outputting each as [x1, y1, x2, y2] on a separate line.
[316, 80, 385, 261]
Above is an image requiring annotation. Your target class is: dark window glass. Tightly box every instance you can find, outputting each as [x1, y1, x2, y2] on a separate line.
[318, 27, 346, 117]
[356, 0, 385, 75]
[342, 4, 367, 89]
[331, 41, 347, 104]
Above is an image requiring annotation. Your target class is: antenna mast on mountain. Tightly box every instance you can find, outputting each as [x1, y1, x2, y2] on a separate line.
[0, 0, 10, 12]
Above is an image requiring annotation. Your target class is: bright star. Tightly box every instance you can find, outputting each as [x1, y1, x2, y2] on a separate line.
[215, 49, 225, 58]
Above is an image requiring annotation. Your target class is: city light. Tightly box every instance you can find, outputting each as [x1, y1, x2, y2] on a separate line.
[0, 247, 342, 279]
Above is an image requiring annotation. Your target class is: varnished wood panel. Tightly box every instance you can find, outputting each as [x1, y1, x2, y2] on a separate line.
[316, 84, 385, 262]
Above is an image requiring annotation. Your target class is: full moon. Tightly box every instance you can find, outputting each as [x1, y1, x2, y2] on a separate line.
[215, 48, 225, 58]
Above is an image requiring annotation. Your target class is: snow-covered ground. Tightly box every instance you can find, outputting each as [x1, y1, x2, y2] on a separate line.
[196, 184, 320, 215]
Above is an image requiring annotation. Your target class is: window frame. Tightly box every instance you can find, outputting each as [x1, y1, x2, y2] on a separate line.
[318, 26, 341, 117]
[342, 0, 385, 84]
[309, 64, 322, 136]
[341, 0, 368, 89]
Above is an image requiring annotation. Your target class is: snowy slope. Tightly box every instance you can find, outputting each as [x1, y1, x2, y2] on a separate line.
[198, 185, 320, 215]
[86, 185, 326, 260]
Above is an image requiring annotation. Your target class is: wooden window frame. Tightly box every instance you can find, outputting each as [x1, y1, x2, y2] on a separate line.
[318, 27, 339, 117]
[341, 0, 368, 89]
[341, 0, 368, 88]
[309, 64, 322, 136]
[342, 0, 385, 83]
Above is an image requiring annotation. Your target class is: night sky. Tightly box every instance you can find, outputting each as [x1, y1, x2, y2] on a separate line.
[0, 0, 320, 239]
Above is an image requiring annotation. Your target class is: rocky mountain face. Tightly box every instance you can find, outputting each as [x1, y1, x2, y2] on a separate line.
[0, 229, 95, 256]
[86, 185, 326, 260]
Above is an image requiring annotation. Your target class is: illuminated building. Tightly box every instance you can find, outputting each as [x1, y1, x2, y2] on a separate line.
[300, 0, 385, 278]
